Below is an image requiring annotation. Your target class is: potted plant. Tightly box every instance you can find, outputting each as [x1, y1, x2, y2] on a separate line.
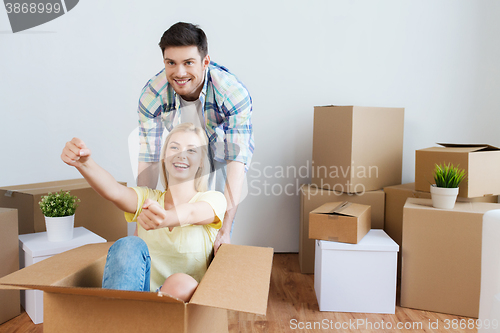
[39, 190, 80, 242]
[430, 163, 466, 209]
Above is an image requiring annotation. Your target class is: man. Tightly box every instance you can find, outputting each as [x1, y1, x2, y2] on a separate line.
[136, 22, 253, 253]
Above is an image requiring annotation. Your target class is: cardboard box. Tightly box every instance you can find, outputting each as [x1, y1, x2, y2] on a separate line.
[0, 208, 20, 324]
[19, 227, 107, 324]
[383, 183, 497, 281]
[401, 197, 500, 317]
[0, 178, 127, 241]
[0, 242, 273, 333]
[315, 230, 399, 313]
[415, 143, 500, 198]
[312, 105, 404, 193]
[299, 184, 384, 274]
[309, 201, 371, 244]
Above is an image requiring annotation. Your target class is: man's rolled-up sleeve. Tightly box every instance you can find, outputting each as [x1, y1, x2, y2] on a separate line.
[221, 85, 254, 171]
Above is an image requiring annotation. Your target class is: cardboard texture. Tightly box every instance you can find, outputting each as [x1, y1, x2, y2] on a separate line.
[0, 208, 20, 324]
[415, 143, 500, 198]
[19, 227, 107, 324]
[401, 198, 500, 317]
[0, 242, 274, 333]
[383, 183, 497, 282]
[315, 230, 399, 313]
[299, 184, 384, 273]
[309, 201, 371, 244]
[312, 105, 404, 193]
[0, 178, 127, 241]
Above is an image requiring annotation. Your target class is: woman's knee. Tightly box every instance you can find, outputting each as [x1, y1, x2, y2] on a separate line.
[107, 236, 149, 265]
[160, 273, 198, 302]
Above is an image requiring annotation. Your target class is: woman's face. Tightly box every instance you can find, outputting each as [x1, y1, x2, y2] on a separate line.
[164, 131, 203, 183]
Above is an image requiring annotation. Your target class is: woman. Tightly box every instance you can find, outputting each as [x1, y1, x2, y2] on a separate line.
[61, 123, 227, 301]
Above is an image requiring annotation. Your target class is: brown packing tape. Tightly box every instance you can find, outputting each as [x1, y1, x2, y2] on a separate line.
[328, 201, 351, 214]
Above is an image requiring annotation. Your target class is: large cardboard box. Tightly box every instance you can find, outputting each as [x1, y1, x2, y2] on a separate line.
[415, 143, 500, 198]
[19, 227, 107, 324]
[0, 208, 20, 324]
[0, 242, 273, 333]
[401, 197, 500, 317]
[300, 184, 385, 274]
[0, 178, 127, 241]
[384, 183, 497, 281]
[309, 201, 371, 244]
[312, 105, 404, 193]
[315, 230, 399, 313]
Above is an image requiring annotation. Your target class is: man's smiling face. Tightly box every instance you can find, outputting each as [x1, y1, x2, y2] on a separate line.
[163, 46, 210, 101]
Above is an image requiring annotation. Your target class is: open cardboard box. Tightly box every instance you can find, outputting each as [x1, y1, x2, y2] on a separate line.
[309, 201, 371, 244]
[0, 242, 274, 333]
[415, 143, 500, 198]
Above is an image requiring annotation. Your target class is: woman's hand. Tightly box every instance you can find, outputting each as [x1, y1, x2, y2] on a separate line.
[137, 199, 170, 230]
[61, 137, 92, 168]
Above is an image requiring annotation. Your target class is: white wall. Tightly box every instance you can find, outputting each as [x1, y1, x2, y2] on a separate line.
[1, 0, 499, 251]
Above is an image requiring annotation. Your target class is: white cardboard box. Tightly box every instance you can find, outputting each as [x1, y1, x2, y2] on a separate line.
[19, 227, 106, 324]
[314, 229, 399, 313]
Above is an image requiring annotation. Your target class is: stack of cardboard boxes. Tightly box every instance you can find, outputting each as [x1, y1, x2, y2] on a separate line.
[398, 144, 500, 318]
[302, 106, 500, 317]
[300, 105, 405, 273]
[303, 105, 404, 313]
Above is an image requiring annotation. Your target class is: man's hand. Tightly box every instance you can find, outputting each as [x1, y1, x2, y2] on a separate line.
[61, 138, 92, 168]
[214, 228, 231, 255]
[137, 199, 168, 230]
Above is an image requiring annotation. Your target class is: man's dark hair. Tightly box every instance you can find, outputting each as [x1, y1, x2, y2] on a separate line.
[159, 22, 208, 59]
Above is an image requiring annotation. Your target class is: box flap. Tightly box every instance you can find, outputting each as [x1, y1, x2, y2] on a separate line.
[0, 242, 184, 304]
[0, 178, 90, 195]
[190, 244, 273, 315]
[310, 201, 369, 218]
[437, 143, 500, 152]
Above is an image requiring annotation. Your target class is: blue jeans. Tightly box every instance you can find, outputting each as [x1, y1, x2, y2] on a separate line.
[102, 236, 151, 292]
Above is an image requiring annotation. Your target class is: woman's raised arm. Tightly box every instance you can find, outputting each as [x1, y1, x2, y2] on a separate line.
[61, 137, 137, 214]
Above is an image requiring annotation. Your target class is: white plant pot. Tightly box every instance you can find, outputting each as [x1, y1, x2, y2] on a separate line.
[430, 185, 459, 209]
[45, 214, 75, 242]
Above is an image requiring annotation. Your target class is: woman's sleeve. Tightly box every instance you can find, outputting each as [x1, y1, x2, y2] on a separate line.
[124, 187, 147, 222]
[197, 191, 227, 229]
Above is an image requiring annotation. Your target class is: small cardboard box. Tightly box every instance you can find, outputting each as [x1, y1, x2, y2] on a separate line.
[0, 242, 273, 333]
[401, 197, 500, 317]
[415, 143, 500, 198]
[312, 105, 404, 193]
[0, 178, 127, 241]
[383, 183, 497, 282]
[19, 227, 107, 324]
[300, 184, 384, 274]
[0, 208, 20, 325]
[315, 230, 399, 313]
[309, 201, 371, 244]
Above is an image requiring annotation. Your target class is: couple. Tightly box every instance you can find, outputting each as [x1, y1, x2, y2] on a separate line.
[61, 22, 253, 302]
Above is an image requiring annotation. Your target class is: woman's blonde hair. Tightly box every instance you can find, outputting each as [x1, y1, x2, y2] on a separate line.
[159, 123, 210, 192]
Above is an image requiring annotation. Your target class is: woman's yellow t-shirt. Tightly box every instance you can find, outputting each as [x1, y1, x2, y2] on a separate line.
[124, 187, 227, 291]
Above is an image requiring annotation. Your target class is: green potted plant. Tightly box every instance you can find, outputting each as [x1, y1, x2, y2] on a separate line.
[39, 190, 80, 242]
[430, 163, 466, 209]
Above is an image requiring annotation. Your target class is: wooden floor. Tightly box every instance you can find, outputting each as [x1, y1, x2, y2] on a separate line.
[1, 253, 477, 333]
